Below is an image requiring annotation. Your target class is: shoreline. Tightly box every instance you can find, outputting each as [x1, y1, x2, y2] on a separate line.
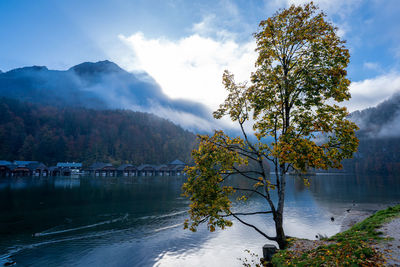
[340, 203, 400, 266]
[271, 204, 400, 266]
[339, 203, 397, 231]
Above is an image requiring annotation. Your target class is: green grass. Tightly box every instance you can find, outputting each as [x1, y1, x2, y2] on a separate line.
[271, 204, 400, 266]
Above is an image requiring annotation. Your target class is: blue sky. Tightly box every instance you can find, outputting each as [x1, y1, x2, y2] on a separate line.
[1, 0, 400, 111]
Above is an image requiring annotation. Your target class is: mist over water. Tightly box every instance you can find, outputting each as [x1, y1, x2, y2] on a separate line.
[0, 175, 399, 266]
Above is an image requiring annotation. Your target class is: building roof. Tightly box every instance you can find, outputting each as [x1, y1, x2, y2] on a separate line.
[0, 160, 11, 166]
[117, 164, 137, 171]
[7, 164, 18, 170]
[56, 162, 82, 168]
[9, 165, 30, 171]
[14, 160, 38, 166]
[168, 159, 186, 166]
[137, 164, 156, 171]
[27, 162, 48, 170]
[88, 162, 113, 170]
[172, 165, 185, 171]
[155, 164, 169, 171]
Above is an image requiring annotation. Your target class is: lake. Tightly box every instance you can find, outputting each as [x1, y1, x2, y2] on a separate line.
[0, 174, 399, 266]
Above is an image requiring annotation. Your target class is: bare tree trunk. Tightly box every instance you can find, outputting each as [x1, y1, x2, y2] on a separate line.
[275, 165, 287, 249]
[274, 212, 287, 249]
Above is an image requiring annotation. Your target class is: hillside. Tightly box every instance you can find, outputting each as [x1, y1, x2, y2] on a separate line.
[0, 60, 214, 132]
[342, 93, 400, 174]
[349, 92, 400, 138]
[0, 98, 196, 166]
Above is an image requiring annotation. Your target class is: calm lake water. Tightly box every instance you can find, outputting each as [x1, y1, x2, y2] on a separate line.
[0, 174, 399, 266]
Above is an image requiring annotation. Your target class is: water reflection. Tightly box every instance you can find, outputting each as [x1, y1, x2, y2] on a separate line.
[54, 178, 81, 188]
[0, 174, 398, 266]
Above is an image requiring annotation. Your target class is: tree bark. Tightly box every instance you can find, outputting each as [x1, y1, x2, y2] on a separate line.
[274, 212, 287, 249]
[275, 166, 287, 250]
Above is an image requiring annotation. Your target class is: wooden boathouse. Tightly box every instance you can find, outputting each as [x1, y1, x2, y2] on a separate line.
[86, 162, 117, 177]
[0, 159, 187, 178]
[117, 164, 137, 177]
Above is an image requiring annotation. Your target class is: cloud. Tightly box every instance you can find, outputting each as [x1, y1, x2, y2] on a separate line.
[378, 111, 400, 138]
[113, 7, 400, 123]
[191, 15, 217, 36]
[363, 62, 381, 71]
[145, 102, 219, 133]
[191, 14, 237, 40]
[347, 72, 400, 111]
[220, 0, 240, 17]
[116, 26, 400, 117]
[118, 30, 256, 111]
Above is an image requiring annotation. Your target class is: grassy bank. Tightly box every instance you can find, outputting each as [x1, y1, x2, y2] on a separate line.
[271, 204, 400, 266]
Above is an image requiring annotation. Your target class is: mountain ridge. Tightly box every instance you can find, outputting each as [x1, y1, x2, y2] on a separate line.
[0, 60, 215, 132]
[349, 92, 400, 138]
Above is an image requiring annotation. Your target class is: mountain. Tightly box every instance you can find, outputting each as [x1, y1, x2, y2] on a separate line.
[0, 98, 196, 166]
[342, 93, 400, 174]
[349, 92, 400, 138]
[0, 60, 215, 132]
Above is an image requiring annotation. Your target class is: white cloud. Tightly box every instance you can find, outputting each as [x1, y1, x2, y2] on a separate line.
[335, 22, 351, 39]
[220, 0, 240, 17]
[190, 15, 237, 40]
[117, 31, 256, 111]
[378, 112, 400, 138]
[363, 62, 382, 72]
[346, 72, 400, 111]
[115, 29, 400, 117]
[112, 6, 400, 121]
[191, 15, 216, 36]
[145, 103, 219, 133]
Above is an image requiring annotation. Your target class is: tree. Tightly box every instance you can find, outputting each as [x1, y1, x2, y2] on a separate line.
[183, 3, 359, 250]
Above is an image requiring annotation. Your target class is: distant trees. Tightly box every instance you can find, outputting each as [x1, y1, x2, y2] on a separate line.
[342, 137, 400, 174]
[0, 98, 196, 165]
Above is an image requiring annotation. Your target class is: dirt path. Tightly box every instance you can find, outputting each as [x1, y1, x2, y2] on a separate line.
[337, 208, 400, 266]
[374, 218, 400, 266]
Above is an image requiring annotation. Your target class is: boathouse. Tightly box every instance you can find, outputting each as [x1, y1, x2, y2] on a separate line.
[14, 161, 38, 165]
[137, 165, 156, 176]
[171, 165, 185, 176]
[155, 165, 170, 176]
[0, 161, 12, 177]
[87, 162, 117, 177]
[48, 166, 62, 176]
[9, 164, 31, 177]
[27, 162, 49, 177]
[117, 164, 137, 177]
[167, 159, 186, 176]
[56, 162, 82, 175]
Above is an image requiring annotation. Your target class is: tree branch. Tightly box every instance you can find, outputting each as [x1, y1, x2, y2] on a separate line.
[229, 211, 273, 216]
[232, 166, 263, 182]
[232, 187, 268, 199]
[231, 213, 276, 241]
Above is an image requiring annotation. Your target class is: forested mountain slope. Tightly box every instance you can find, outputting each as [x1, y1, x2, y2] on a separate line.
[0, 60, 213, 132]
[0, 98, 196, 166]
[342, 93, 400, 174]
[350, 92, 400, 138]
